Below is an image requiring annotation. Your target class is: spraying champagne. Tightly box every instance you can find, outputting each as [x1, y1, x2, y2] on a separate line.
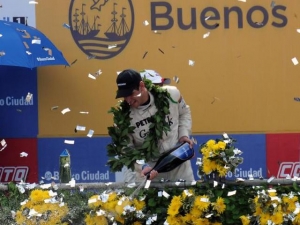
[144, 142, 194, 179]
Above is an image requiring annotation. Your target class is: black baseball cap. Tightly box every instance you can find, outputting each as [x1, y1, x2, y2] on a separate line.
[116, 69, 142, 98]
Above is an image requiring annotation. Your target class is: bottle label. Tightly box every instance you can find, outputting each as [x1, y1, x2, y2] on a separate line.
[171, 143, 194, 160]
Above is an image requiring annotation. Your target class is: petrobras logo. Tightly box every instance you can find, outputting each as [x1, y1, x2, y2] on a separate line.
[0, 166, 29, 183]
[44, 170, 110, 181]
[69, 0, 134, 60]
[277, 162, 300, 178]
[0, 95, 33, 106]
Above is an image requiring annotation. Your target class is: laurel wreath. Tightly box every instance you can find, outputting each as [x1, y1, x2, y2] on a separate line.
[106, 79, 172, 172]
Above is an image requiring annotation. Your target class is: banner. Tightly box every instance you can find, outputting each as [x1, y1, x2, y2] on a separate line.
[0, 67, 38, 138]
[267, 133, 300, 178]
[0, 138, 38, 183]
[38, 137, 116, 183]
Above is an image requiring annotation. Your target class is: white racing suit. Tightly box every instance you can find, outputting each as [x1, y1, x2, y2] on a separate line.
[124, 86, 195, 183]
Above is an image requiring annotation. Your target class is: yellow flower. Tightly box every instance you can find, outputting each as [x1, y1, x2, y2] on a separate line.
[240, 215, 250, 225]
[166, 215, 183, 225]
[217, 141, 226, 150]
[133, 222, 142, 225]
[193, 218, 210, 225]
[133, 198, 145, 211]
[167, 196, 182, 216]
[216, 164, 228, 177]
[202, 159, 213, 174]
[271, 211, 283, 225]
[85, 214, 108, 225]
[213, 197, 226, 214]
[30, 189, 50, 203]
[115, 198, 131, 215]
[190, 206, 202, 218]
[260, 213, 270, 225]
[206, 140, 216, 147]
[181, 213, 193, 223]
[194, 195, 210, 211]
[88, 195, 103, 209]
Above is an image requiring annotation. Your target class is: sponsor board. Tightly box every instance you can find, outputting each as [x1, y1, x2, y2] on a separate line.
[266, 133, 300, 178]
[38, 137, 116, 183]
[0, 138, 38, 183]
[0, 67, 38, 138]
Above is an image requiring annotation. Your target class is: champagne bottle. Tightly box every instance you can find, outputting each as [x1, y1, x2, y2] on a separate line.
[144, 142, 194, 179]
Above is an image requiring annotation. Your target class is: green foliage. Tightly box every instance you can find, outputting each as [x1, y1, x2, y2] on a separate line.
[106, 78, 172, 172]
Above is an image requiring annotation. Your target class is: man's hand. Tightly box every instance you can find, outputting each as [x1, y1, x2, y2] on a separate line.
[141, 166, 158, 180]
[179, 136, 194, 148]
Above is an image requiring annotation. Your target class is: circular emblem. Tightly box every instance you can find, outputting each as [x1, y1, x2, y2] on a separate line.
[69, 0, 134, 60]
[44, 171, 52, 180]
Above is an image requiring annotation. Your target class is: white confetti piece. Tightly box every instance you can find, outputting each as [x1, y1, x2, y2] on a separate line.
[26, 51, 32, 55]
[108, 44, 117, 49]
[40, 183, 52, 189]
[173, 76, 180, 83]
[20, 152, 28, 157]
[51, 106, 58, 110]
[63, 23, 70, 29]
[238, 0, 246, 2]
[32, 39, 41, 44]
[87, 130, 94, 138]
[79, 111, 89, 114]
[191, 180, 196, 185]
[297, 29, 300, 33]
[136, 159, 145, 165]
[227, 190, 236, 196]
[248, 174, 254, 180]
[162, 190, 170, 198]
[200, 197, 209, 202]
[213, 181, 218, 187]
[188, 60, 195, 66]
[88, 198, 97, 204]
[267, 176, 275, 183]
[0, 139, 7, 151]
[127, 183, 136, 188]
[158, 191, 162, 197]
[292, 57, 299, 65]
[88, 73, 96, 79]
[61, 108, 71, 114]
[144, 180, 151, 189]
[25, 92, 33, 102]
[236, 178, 245, 182]
[203, 32, 210, 38]
[143, 20, 149, 26]
[64, 140, 74, 145]
[29, 1, 38, 4]
[76, 125, 86, 131]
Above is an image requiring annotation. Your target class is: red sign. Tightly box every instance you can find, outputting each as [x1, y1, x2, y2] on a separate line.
[0, 138, 38, 183]
[266, 133, 300, 178]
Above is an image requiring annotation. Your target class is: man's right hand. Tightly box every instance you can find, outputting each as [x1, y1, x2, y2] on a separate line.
[141, 166, 158, 180]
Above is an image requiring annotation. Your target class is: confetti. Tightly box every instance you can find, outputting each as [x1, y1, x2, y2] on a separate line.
[188, 60, 195, 66]
[142, 51, 148, 59]
[292, 57, 299, 65]
[51, 106, 59, 110]
[64, 140, 75, 145]
[26, 51, 32, 55]
[88, 73, 96, 79]
[79, 111, 89, 114]
[297, 29, 300, 33]
[227, 190, 236, 196]
[0, 51, 5, 56]
[191, 137, 198, 145]
[75, 125, 86, 131]
[144, 180, 151, 189]
[61, 108, 71, 114]
[153, 30, 161, 34]
[294, 97, 300, 101]
[127, 183, 136, 188]
[0, 139, 7, 151]
[267, 176, 275, 183]
[158, 48, 164, 54]
[248, 174, 254, 180]
[32, 39, 41, 44]
[143, 20, 149, 26]
[29, 1, 38, 4]
[205, 16, 211, 21]
[16, 109, 22, 112]
[203, 32, 210, 38]
[162, 191, 170, 198]
[271, 1, 276, 8]
[20, 152, 28, 157]
[213, 181, 218, 187]
[87, 54, 96, 60]
[63, 23, 70, 29]
[238, 0, 246, 2]
[108, 44, 117, 49]
[25, 92, 33, 102]
[173, 76, 180, 83]
[70, 59, 77, 65]
[87, 129, 94, 138]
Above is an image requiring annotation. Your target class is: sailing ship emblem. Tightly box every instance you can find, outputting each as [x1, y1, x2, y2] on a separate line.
[69, 0, 134, 60]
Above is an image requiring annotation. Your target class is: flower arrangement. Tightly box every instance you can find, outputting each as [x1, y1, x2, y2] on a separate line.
[15, 189, 69, 225]
[240, 188, 300, 225]
[85, 190, 146, 225]
[198, 133, 244, 178]
[165, 189, 226, 225]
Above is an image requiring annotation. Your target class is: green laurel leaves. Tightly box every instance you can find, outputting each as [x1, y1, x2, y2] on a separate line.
[106, 79, 171, 172]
